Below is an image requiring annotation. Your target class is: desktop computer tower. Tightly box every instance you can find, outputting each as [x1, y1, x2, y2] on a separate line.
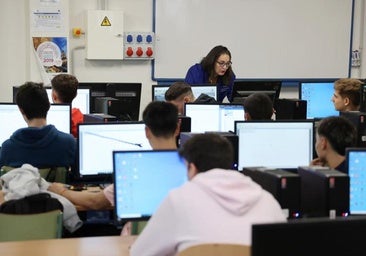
[298, 166, 349, 217]
[180, 132, 238, 170]
[340, 111, 366, 147]
[241, 167, 301, 218]
[274, 98, 307, 120]
[176, 116, 191, 148]
[95, 97, 132, 121]
[83, 113, 118, 123]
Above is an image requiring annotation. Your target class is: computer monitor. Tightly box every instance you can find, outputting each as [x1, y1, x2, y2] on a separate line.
[113, 150, 187, 221]
[234, 120, 314, 170]
[299, 81, 339, 119]
[13, 85, 91, 114]
[45, 87, 91, 114]
[251, 216, 366, 256]
[152, 84, 218, 101]
[0, 103, 71, 146]
[231, 80, 282, 104]
[105, 83, 141, 121]
[339, 111, 366, 147]
[77, 122, 152, 183]
[346, 147, 366, 215]
[78, 82, 108, 113]
[184, 103, 244, 133]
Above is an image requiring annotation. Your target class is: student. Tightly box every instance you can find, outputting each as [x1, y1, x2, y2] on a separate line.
[51, 74, 83, 138]
[165, 81, 217, 115]
[130, 133, 286, 256]
[0, 82, 76, 169]
[47, 101, 179, 210]
[243, 92, 274, 120]
[185, 45, 236, 102]
[311, 116, 357, 173]
[332, 78, 363, 112]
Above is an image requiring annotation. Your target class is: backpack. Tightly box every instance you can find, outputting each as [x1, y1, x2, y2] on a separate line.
[0, 193, 63, 214]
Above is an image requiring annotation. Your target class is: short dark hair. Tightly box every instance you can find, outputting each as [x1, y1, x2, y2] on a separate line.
[142, 101, 178, 138]
[16, 82, 50, 119]
[243, 93, 273, 120]
[51, 74, 79, 103]
[317, 116, 357, 156]
[165, 81, 193, 101]
[178, 133, 234, 172]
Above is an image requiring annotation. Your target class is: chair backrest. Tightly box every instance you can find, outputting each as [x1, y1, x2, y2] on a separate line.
[178, 243, 251, 256]
[0, 166, 68, 183]
[0, 193, 63, 214]
[0, 210, 63, 241]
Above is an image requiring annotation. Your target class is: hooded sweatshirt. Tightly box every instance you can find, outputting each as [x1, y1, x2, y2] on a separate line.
[130, 168, 286, 256]
[0, 125, 76, 169]
[0, 164, 82, 233]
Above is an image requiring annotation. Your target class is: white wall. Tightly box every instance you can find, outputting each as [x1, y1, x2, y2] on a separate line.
[1, 0, 365, 119]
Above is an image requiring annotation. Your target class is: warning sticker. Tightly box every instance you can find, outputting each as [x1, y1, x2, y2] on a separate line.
[101, 16, 111, 26]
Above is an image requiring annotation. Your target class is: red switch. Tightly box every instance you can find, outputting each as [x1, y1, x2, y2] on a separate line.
[136, 47, 143, 57]
[146, 47, 153, 57]
[126, 47, 134, 57]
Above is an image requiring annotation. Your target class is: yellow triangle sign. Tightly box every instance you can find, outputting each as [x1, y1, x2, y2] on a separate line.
[101, 16, 111, 26]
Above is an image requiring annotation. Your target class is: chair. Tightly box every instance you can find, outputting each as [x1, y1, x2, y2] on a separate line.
[178, 243, 251, 256]
[0, 210, 63, 242]
[131, 221, 148, 235]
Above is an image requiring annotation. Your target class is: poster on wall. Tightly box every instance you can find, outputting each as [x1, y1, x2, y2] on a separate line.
[32, 37, 68, 73]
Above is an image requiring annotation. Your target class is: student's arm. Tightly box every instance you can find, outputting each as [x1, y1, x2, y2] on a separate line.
[48, 182, 112, 210]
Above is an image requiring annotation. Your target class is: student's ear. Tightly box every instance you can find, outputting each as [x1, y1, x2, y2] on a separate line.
[183, 96, 191, 103]
[51, 90, 58, 103]
[145, 126, 151, 139]
[187, 162, 198, 180]
[344, 97, 350, 106]
[175, 120, 181, 137]
[244, 112, 251, 121]
[319, 136, 328, 150]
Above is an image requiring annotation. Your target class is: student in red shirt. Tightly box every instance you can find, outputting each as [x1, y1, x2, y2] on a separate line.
[51, 74, 83, 138]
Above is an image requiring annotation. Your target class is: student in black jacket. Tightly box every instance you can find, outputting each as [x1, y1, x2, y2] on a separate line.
[165, 81, 216, 115]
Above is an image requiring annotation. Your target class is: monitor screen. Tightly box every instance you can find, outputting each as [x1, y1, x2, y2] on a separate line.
[185, 103, 244, 132]
[252, 216, 366, 256]
[0, 103, 71, 146]
[235, 120, 314, 170]
[77, 122, 152, 182]
[113, 150, 187, 221]
[232, 80, 282, 104]
[45, 87, 91, 114]
[346, 147, 366, 215]
[13, 85, 91, 114]
[152, 84, 218, 101]
[299, 82, 339, 119]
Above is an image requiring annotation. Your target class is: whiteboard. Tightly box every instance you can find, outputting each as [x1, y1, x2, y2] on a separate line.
[153, 0, 353, 80]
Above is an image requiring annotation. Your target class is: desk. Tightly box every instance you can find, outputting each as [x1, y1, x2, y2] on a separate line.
[0, 235, 137, 256]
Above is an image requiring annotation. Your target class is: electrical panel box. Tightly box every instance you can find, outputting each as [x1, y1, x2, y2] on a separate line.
[85, 10, 124, 60]
[123, 32, 155, 59]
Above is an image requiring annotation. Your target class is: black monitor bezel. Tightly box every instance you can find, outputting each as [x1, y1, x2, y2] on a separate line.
[232, 80, 282, 104]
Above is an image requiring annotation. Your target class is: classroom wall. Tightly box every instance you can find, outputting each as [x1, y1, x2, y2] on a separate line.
[0, 0, 365, 119]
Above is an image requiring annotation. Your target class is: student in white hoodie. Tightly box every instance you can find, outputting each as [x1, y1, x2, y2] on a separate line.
[130, 133, 286, 256]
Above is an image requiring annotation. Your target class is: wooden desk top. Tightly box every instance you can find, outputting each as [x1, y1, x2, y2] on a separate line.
[0, 235, 137, 256]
